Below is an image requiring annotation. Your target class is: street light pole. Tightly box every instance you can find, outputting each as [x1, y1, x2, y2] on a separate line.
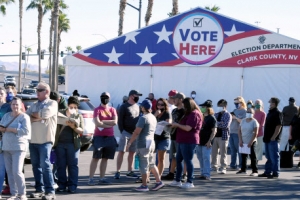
[127, 0, 142, 29]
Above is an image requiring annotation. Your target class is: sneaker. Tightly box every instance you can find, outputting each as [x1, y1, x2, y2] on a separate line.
[126, 171, 139, 179]
[6, 196, 19, 200]
[297, 162, 300, 168]
[53, 183, 58, 189]
[211, 168, 218, 172]
[258, 173, 269, 177]
[267, 175, 279, 179]
[161, 172, 174, 180]
[114, 172, 121, 179]
[250, 172, 258, 177]
[68, 189, 76, 193]
[56, 188, 66, 192]
[29, 182, 35, 187]
[228, 167, 238, 171]
[181, 174, 187, 182]
[41, 193, 56, 200]
[98, 179, 112, 185]
[151, 181, 164, 191]
[236, 170, 247, 174]
[169, 180, 182, 187]
[30, 191, 45, 198]
[219, 169, 226, 174]
[200, 176, 211, 181]
[2, 185, 10, 195]
[135, 185, 149, 192]
[19, 195, 28, 200]
[181, 182, 195, 189]
[87, 178, 96, 186]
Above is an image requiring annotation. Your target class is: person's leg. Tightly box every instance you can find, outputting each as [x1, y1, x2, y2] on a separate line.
[128, 152, 135, 172]
[181, 144, 196, 183]
[211, 138, 220, 169]
[256, 136, 263, 161]
[66, 143, 79, 191]
[220, 139, 229, 170]
[240, 153, 247, 172]
[157, 150, 167, 176]
[229, 134, 237, 169]
[11, 151, 26, 196]
[0, 154, 6, 190]
[269, 141, 280, 177]
[137, 148, 149, 187]
[250, 142, 258, 173]
[100, 159, 108, 179]
[39, 143, 55, 194]
[264, 142, 272, 175]
[169, 140, 177, 173]
[3, 151, 17, 196]
[175, 144, 183, 182]
[116, 132, 127, 172]
[116, 152, 125, 172]
[29, 143, 44, 193]
[55, 144, 67, 190]
[202, 146, 212, 178]
[89, 158, 99, 179]
[196, 145, 203, 176]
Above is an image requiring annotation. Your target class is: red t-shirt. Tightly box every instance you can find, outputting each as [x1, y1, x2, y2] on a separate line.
[254, 110, 266, 137]
[176, 110, 202, 144]
[93, 105, 117, 136]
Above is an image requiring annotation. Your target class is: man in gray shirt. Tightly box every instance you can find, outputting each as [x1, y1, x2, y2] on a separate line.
[114, 90, 142, 179]
[280, 97, 298, 151]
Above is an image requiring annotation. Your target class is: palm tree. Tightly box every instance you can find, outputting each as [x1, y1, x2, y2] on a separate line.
[48, 0, 68, 86]
[145, 0, 153, 26]
[171, 0, 178, 16]
[51, 0, 59, 90]
[56, 13, 70, 72]
[18, 0, 22, 92]
[76, 45, 82, 52]
[118, 0, 127, 36]
[26, 0, 52, 82]
[65, 46, 72, 53]
[0, 0, 15, 16]
[205, 5, 220, 12]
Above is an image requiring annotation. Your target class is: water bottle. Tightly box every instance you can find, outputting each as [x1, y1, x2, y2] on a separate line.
[50, 149, 56, 164]
[134, 154, 139, 169]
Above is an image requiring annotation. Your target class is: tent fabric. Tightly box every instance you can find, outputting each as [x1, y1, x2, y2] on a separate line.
[64, 7, 300, 111]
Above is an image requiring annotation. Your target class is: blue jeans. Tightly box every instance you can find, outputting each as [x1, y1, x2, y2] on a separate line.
[175, 143, 196, 183]
[264, 141, 280, 176]
[29, 143, 55, 194]
[0, 153, 5, 187]
[229, 133, 241, 168]
[55, 143, 79, 191]
[196, 145, 211, 177]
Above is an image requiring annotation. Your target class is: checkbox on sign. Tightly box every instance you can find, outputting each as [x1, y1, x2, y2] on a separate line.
[193, 18, 203, 27]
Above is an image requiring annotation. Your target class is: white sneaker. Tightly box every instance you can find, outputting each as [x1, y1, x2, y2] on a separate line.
[169, 180, 182, 187]
[19, 195, 28, 200]
[250, 172, 258, 177]
[220, 169, 227, 174]
[181, 182, 195, 189]
[6, 196, 19, 200]
[29, 182, 35, 187]
[53, 183, 59, 189]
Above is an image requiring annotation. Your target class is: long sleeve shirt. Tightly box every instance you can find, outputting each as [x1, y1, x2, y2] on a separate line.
[214, 110, 232, 140]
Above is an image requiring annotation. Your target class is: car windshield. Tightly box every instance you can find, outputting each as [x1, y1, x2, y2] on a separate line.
[79, 100, 95, 111]
[31, 81, 38, 83]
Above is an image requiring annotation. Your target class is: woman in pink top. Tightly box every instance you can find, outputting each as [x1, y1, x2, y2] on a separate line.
[254, 99, 266, 161]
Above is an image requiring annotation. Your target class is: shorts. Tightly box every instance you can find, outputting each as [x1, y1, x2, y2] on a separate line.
[169, 140, 178, 159]
[92, 136, 117, 159]
[137, 144, 155, 174]
[117, 130, 137, 152]
[155, 139, 170, 151]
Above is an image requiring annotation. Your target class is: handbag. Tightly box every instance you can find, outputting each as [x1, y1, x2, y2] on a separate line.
[280, 143, 294, 168]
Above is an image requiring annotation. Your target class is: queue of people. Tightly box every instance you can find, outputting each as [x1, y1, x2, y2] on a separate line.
[1, 83, 300, 198]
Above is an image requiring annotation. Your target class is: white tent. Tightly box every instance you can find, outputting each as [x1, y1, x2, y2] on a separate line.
[64, 7, 300, 111]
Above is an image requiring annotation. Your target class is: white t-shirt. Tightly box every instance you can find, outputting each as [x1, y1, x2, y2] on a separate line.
[240, 118, 259, 144]
[168, 103, 176, 114]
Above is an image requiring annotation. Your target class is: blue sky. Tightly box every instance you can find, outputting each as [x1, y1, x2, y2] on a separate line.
[1, 0, 300, 69]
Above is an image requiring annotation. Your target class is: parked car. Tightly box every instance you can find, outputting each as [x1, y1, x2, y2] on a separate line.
[58, 75, 65, 85]
[4, 77, 16, 87]
[21, 88, 36, 95]
[28, 80, 39, 88]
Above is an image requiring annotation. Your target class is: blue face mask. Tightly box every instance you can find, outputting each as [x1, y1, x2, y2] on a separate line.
[6, 92, 14, 103]
[234, 103, 239, 109]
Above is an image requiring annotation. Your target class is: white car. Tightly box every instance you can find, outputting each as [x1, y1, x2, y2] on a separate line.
[4, 76, 16, 87]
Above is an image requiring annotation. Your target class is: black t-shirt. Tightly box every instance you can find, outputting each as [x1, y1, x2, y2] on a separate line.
[290, 115, 300, 141]
[170, 108, 185, 140]
[155, 111, 171, 141]
[199, 115, 217, 145]
[215, 112, 223, 137]
[263, 108, 282, 143]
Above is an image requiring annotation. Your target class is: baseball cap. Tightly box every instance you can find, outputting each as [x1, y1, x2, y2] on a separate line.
[168, 90, 178, 97]
[173, 92, 186, 99]
[199, 100, 213, 108]
[129, 90, 142, 96]
[140, 99, 152, 109]
[100, 92, 110, 98]
[123, 95, 129, 101]
[289, 97, 295, 102]
[49, 91, 60, 101]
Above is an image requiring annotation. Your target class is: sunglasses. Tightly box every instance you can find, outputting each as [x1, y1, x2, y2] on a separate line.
[157, 103, 164, 106]
[36, 88, 46, 92]
[69, 106, 77, 109]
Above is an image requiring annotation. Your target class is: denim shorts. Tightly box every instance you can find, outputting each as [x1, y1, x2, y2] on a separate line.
[155, 139, 170, 151]
[92, 136, 117, 159]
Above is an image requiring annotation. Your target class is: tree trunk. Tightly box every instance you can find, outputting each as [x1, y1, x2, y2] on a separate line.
[118, 0, 127, 36]
[37, 5, 43, 82]
[172, 0, 178, 16]
[18, 0, 23, 92]
[145, 0, 153, 26]
[52, 0, 59, 91]
[49, 10, 54, 87]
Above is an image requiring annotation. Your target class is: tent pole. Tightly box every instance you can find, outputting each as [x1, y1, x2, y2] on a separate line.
[150, 66, 153, 93]
[240, 67, 244, 96]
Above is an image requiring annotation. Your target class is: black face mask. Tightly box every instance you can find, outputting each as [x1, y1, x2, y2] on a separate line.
[160, 108, 165, 112]
[133, 97, 139, 103]
[101, 97, 109, 105]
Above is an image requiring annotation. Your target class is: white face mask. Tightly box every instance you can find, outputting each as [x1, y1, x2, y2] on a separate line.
[246, 113, 253, 118]
[69, 108, 76, 114]
[191, 94, 196, 98]
[217, 107, 224, 112]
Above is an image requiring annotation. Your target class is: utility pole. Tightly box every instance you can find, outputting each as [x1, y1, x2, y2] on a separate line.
[18, 0, 23, 92]
[127, 0, 142, 29]
[51, 0, 60, 91]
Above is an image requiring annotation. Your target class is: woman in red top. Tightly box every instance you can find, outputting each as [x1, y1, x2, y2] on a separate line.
[254, 99, 266, 162]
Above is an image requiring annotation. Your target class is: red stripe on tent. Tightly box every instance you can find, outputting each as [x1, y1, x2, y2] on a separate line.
[212, 50, 300, 67]
[74, 53, 119, 66]
[224, 30, 271, 44]
[152, 59, 184, 66]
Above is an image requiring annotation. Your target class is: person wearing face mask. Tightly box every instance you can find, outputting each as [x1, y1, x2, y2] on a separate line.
[88, 92, 118, 185]
[148, 93, 157, 113]
[211, 99, 232, 174]
[254, 99, 266, 163]
[229, 96, 247, 171]
[258, 97, 282, 179]
[280, 97, 298, 152]
[167, 90, 177, 114]
[247, 100, 254, 109]
[115, 90, 142, 179]
[190, 91, 198, 104]
[117, 96, 129, 115]
[54, 96, 83, 193]
[5, 86, 25, 112]
[154, 98, 172, 178]
[237, 108, 259, 176]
